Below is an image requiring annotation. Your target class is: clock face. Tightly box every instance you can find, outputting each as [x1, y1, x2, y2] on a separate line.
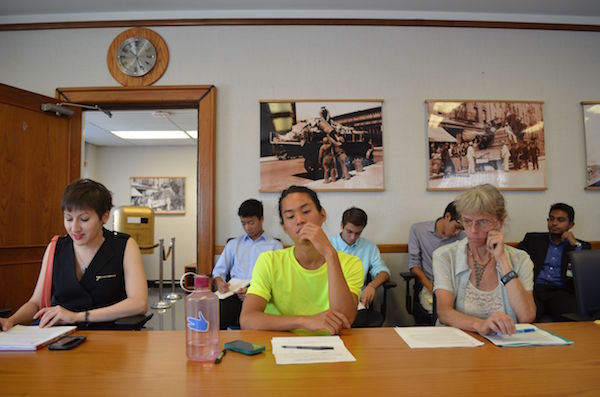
[116, 37, 157, 77]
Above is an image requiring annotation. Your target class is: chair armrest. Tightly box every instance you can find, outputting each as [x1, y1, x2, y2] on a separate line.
[382, 280, 397, 290]
[400, 271, 415, 315]
[400, 271, 414, 281]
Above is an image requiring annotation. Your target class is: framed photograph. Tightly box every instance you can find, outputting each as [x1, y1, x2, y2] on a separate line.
[130, 177, 185, 214]
[582, 102, 600, 190]
[260, 100, 384, 192]
[425, 100, 546, 191]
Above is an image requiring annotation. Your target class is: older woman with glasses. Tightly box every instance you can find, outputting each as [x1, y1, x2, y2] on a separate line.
[433, 184, 536, 335]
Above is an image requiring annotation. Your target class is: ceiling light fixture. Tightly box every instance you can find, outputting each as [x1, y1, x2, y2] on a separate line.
[111, 130, 191, 140]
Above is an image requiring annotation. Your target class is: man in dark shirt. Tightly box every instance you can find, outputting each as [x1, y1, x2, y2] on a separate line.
[519, 203, 590, 322]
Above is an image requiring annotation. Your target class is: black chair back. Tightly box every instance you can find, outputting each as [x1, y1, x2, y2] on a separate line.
[568, 250, 600, 319]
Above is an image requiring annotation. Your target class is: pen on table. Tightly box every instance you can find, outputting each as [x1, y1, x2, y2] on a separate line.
[214, 349, 227, 364]
[281, 345, 334, 350]
[493, 328, 535, 336]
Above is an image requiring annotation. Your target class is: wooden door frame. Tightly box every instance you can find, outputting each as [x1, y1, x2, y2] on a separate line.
[57, 85, 216, 276]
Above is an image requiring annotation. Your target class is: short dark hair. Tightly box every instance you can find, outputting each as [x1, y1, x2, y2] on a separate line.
[444, 201, 459, 221]
[341, 207, 368, 227]
[61, 179, 113, 219]
[238, 199, 263, 218]
[549, 203, 575, 223]
[278, 185, 322, 224]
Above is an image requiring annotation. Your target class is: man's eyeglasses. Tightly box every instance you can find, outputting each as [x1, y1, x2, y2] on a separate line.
[547, 216, 568, 223]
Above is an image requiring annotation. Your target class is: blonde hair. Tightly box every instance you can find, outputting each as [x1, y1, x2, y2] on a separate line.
[454, 184, 506, 220]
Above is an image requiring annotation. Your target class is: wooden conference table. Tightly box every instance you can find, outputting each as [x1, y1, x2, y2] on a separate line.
[1, 322, 599, 397]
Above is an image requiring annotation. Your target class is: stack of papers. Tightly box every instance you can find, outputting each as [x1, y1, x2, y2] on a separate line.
[214, 278, 250, 299]
[482, 323, 573, 347]
[271, 336, 356, 365]
[394, 326, 484, 348]
[0, 325, 76, 351]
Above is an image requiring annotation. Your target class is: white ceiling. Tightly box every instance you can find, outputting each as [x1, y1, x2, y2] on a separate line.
[1, 0, 600, 24]
[85, 109, 197, 147]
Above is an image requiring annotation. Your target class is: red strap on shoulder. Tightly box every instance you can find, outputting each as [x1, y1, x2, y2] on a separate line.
[41, 235, 59, 309]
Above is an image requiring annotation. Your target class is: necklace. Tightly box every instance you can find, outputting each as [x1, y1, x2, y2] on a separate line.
[467, 244, 494, 288]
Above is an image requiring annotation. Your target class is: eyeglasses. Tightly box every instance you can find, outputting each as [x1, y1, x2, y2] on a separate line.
[547, 216, 568, 223]
[461, 217, 495, 230]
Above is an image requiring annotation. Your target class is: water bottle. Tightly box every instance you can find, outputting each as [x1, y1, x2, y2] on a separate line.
[184, 274, 219, 362]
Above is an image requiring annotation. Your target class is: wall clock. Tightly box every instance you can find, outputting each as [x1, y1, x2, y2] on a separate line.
[107, 27, 169, 87]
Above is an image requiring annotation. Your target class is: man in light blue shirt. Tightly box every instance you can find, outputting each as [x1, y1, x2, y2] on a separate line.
[330, 207, 390, 325]
[212, 199, 282, 329]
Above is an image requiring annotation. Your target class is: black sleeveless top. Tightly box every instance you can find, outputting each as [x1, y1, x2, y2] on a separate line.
[51, 228, 130, 312]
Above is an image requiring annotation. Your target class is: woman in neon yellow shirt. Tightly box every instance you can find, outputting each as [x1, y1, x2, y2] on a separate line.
[240, 186, 364, 335]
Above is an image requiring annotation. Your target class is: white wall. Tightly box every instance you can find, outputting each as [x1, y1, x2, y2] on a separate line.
[2, 25, 599, 324]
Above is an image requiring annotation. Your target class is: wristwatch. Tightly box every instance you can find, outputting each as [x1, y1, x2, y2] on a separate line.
[574, 242, 582, 249]
[500, 270, 518, 285]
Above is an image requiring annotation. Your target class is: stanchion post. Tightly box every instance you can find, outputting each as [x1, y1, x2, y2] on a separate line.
[165, 237, 182, 300]
[151, 238, 172, 309]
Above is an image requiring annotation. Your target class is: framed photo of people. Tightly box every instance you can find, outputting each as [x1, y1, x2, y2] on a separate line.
[259, 100, 384, 192]
[582, 102, 600, 189]
[130, 177, 186, 214]
[425, 100, 546, 191]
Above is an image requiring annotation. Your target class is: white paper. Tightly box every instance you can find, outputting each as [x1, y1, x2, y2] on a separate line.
[395, 326, 484, 348]
[0, 325, 77, 351]
[483, 323, 573, 347]
[214, 278, 250, 300]
[271, 335, 356, 365]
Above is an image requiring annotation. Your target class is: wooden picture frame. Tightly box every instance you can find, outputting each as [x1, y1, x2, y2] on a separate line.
[260, 100, 384, 192]
[582, 102, 600, 190]
[130, 176, 185, 214]
[425, 100, 546, 191]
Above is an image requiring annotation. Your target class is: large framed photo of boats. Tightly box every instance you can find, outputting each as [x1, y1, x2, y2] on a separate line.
[425, 100, 546, 191]
[260, 100, 384, 192]
[582, 102, 600, 190]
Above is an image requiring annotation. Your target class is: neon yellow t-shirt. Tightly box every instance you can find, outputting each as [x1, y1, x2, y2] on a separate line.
[247, 247, 364, 316]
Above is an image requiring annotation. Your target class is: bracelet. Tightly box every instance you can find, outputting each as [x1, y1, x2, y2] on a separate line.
[500, 270, 518, 285]
[84, 310, 90, 324]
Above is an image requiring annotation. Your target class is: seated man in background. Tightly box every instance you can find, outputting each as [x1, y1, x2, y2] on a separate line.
[408, 202, 464, 325]
[212, 199, 282, 329]
[329, 207, 390, 326]
[519, 203, 590, 322]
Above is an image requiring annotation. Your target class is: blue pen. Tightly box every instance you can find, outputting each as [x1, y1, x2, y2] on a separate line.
[516, 328, 535, 333]
[494, 328, 535, 336]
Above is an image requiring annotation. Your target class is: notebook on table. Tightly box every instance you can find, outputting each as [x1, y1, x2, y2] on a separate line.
[0, 325, 76, 351]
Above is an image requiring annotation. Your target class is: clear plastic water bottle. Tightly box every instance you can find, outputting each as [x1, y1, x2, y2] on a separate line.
[185, 275, 219, 362]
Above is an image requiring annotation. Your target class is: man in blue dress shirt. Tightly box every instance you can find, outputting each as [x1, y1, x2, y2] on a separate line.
[212, 199, 283, 329]
[519, 203, 590, 322]
[330, 207, 390, 325]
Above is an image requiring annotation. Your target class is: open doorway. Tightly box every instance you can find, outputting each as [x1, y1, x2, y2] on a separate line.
[83, 109, 198, 281]
[56, 85, 217, 277]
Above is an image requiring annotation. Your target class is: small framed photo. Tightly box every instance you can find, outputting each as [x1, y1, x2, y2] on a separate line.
[130, 177, 185, 214]
[425, 100, 546, 191]
[260, 100, 384, 192]
[582, 102, 600, 189]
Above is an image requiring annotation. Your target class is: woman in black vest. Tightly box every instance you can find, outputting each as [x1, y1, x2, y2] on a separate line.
[1, 179, 148, 330]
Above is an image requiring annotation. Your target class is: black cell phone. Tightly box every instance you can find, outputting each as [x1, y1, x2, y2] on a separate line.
[224, 339, 265, 355]
[48, 335, 86, 350]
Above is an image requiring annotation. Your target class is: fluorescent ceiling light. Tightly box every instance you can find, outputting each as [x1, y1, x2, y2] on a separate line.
[186, 130, 198, 139]
[111, 130, 191, 139]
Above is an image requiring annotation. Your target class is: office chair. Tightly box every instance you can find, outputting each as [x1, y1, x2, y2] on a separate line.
[77, 314, 154, 330]
[562, 250, 600, 321]
[400, 271, 436, 325]
[351, 276, 397, 328]
[0, 308, 11, 318]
